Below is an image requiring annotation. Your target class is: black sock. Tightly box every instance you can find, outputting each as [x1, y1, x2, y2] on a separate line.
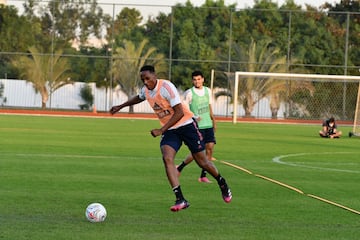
[215, 174, 226, 186]
[172, 185, 184, 201]
[200, 169, 207, 178]
[177, 161, 186, 172]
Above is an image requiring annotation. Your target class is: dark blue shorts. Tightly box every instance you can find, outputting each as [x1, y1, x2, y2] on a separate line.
[200, 128, 216, 144]
[160, 121, 205, 153]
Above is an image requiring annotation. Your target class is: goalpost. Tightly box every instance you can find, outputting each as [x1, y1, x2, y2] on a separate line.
[232, 72, 360, 132]
[349, 82, 360, 137]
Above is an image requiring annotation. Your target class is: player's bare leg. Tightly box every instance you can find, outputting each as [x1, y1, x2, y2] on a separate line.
[161, 145, 189, 211]
[192, 151, 232, 203]
[330, 131, 342, 138]
[198, 141, 216, 183]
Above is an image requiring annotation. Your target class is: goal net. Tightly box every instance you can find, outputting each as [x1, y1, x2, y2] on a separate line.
[210, 71, 360, 125]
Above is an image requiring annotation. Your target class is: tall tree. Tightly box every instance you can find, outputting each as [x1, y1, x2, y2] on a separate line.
[12, 46, 72, 108]
[143, 12, 172, 63]
[108, 7, 143, 46]
[0, 5, 37, 79]
[167, 0, 236, 88]
[66, 46, 110, 85]
[111, 39, 167, 113]
[323, 0, 360, 75]
[0, 5, 36, 52]
[23, 0, 110, 48]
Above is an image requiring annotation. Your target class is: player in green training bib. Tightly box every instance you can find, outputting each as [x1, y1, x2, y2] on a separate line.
[177, 70, 217, 183]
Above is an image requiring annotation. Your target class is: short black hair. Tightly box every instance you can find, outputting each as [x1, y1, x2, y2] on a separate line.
[192, 70, 203, 78]
[140, 65, 155, 73]
[329, 117, 335, 123]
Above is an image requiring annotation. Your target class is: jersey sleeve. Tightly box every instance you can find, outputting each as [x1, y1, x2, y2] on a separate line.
[161, 81, 181, 107]
[183, 89, 192, 105]
[138, 86, 146, 100]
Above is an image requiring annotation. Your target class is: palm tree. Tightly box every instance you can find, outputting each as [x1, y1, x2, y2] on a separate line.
[267, 79, 314, 119]
[111, 39, 167, 113]
[217, 39, 314, 118]
[12, 46, 72, 108]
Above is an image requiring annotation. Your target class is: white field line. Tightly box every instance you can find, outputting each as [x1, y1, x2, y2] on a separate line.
[272, 152, 360, 173]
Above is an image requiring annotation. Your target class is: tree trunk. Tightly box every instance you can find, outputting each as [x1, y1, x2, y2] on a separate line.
[244, 110, 252, 118]
[129, 105, 134, 113]
[243, 98, 254, 118]
[40, 86, 49, 109]
[271, 109, 278, 119]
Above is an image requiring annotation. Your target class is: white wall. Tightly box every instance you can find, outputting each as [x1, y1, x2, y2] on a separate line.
[0, 79, 153, 113]
[0, 79, 284, 118]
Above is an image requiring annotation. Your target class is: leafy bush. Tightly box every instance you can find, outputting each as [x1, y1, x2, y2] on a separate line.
[79, 84, 94, 110]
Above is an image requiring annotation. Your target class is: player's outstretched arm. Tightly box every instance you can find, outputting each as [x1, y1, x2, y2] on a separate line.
[109, 95, 144, 115]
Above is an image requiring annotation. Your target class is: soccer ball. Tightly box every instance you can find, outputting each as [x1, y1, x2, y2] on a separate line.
[85, 203, 107, 223]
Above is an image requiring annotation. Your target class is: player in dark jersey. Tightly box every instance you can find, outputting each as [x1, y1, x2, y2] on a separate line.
[319, 117, 342, 138]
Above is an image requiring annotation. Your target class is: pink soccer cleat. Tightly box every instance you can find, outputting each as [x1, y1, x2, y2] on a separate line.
[220, 184, 232, 203]
[170, 199, 190, 212]
[198, 177, 212, 183]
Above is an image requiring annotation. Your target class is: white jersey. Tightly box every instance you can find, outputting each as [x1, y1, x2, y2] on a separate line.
[139, 79, 181, 108]
[139, 79, 193, 129]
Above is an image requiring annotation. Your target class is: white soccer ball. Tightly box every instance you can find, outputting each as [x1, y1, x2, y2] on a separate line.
[85, 203, 107, 223]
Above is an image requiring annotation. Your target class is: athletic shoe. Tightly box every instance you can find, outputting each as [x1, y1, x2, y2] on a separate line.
[198, 177, 212, 183]
[220, 184, 232, 203]
[170, 199, 190, 212]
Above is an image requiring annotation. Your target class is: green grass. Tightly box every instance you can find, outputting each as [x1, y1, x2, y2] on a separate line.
[0, 115, 359, 240]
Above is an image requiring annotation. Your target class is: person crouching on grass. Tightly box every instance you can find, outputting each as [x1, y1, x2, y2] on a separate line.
[109, 65, 232, 212]
[319, 117, 342, 138]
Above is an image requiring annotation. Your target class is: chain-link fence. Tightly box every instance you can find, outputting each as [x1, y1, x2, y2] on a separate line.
[1, 1, 360, 120]
[210, 70, 360, 120]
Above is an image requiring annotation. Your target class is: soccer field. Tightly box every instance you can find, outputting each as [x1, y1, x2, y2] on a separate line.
[0, 114, 359, 240]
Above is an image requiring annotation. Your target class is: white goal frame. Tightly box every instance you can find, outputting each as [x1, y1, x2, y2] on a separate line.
[351, 82, 360, 136]
[233, 72, 360, 124]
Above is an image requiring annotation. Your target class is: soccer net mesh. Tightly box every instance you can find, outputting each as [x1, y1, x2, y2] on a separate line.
[210, 70, 360, 128]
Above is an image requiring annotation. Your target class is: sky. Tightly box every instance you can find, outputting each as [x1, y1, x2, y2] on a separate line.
[94, 0, 334, 17]
[94, 0, 337, 10]
[101, 0, 327, 8]
[7, 0, 339, 17]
